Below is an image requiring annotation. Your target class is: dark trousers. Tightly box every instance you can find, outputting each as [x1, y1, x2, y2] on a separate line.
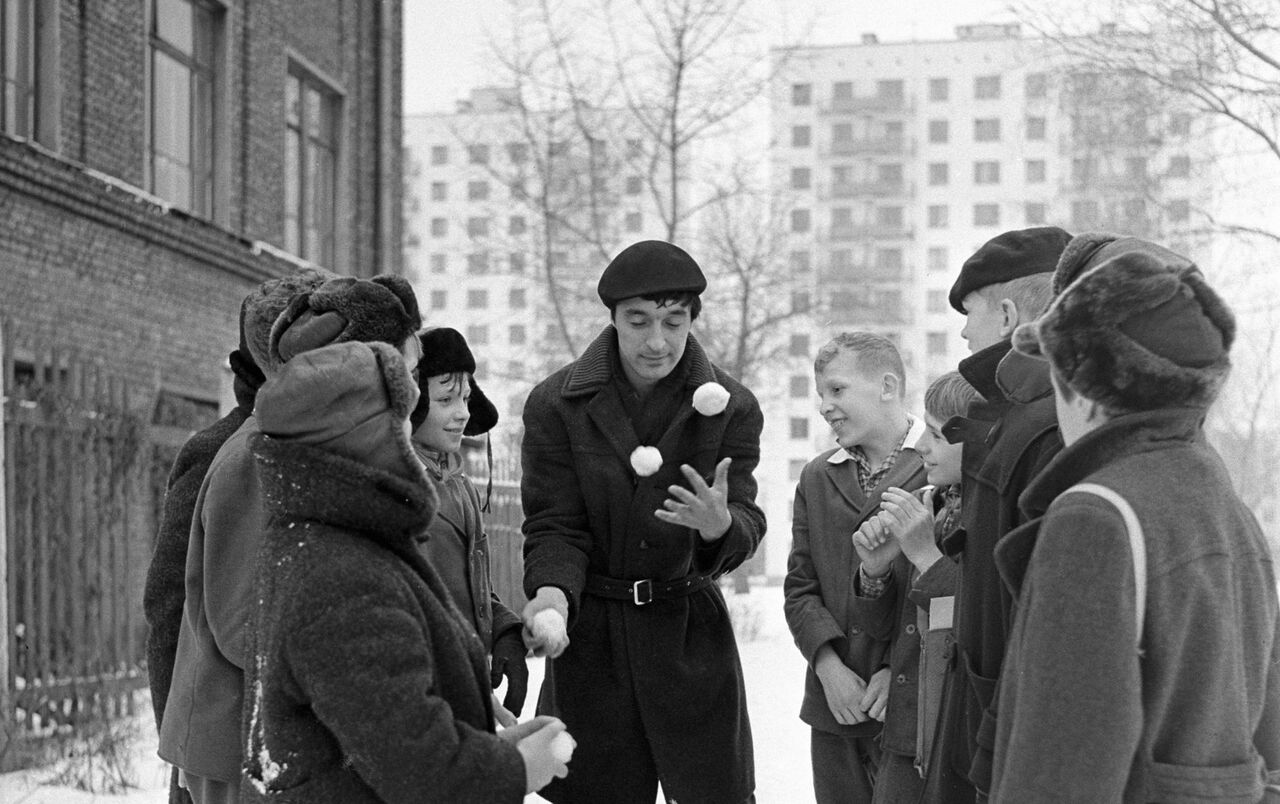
[811, 729, 882, 804]
[872, 751, 927, 804]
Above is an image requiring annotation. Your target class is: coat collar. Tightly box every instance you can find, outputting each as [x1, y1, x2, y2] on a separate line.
[1019, 406, 1208, 520]
[561, 326, 717, 399]
[958, 340, 1013, 403]
[995, 349, 1054, 405]
[822, 417, 928, 518]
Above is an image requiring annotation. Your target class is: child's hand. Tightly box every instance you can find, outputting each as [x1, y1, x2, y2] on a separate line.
[880, 487, 943, 574]
[852, 510, 902, 578]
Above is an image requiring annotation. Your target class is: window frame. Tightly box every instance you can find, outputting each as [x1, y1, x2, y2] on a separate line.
[283, 51, 346, 267]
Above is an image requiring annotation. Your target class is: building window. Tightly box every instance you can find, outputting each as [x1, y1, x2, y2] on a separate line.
[791, 83, 811, 106]
[625, 211, 643, 232]
[509, 324, 527, 345]
[467, 252, 489, 274]
[789, 333, 810, 358]
[877, 79, 904, 100]
[832, 81, 853, 101]
[974, 75, 1001, 99]
[429, 253, 447, 273]
[927, 246, 948, 272]
[791, 209, 810, 233]
[1025, 72, 1047, 99]
[509, 252, 525, 274]
[1026, 159, 1046, 183]
[468, 144, 490, 164]
[509, 215, 526, 235]
[790, 166, 811, 190]
[791, 125, 811, 147]
[1071, 157, 1094, 184]
[431, 145, 448, 165]
[151, 0, 221, 217]
[1071, 200, 1100, 229]
[790, 251, 811, 273]
[928, 78, 949, 102]
[829, 249, 853, 273]
[1123, 198, 1147, 221]
[974, 161, 1000, 184]
[928, 120, 948, 144]
[974, 203, 1000, 227]
[1, 0, 40, 139]
[1025, 202, 1047, 224]
[877, 206, 904, 227]
[509, 287, 527, 308]
[789, 459, 807, 482]
[791, 291, 811, 313]
[430, 181, 447, 201]
[1168, 155, 1191, 177]
[789, 375, 809, 398]
[430, 290, 447, 309]
[506, 142, 528, 162]
[1126, 156, 1148, 179]
[1026, 116, 1046, 140]
[284, 63, 342, 264]
[1168, 113, 1191, 137]
[928, 162, 949, 186]
[927, 290, 946, 313]
[466, 325, 489, 346]
[875, 248, 903, 273]
[927, 205, 949, 228]
[974, 118, 1001, 142]
[832, 122, 853, 144]
[467, 217, 489, 238]
[790, 417, 810, 440]
[430, 217, 447, 237]
[625, 175, 643, 195]
[466, 289, 488, 309]
[927, 332, 948, 356]
[468, 180, 490, 201]
[1167, 199, 1191, 222]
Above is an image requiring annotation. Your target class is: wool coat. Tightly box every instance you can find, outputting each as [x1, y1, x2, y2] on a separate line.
[784, 424, 928, 739]
[414, 448, 521, 651]
[990, 407, 1280, 803]
[521, 328, 765, 804]
[241, 434, 526, 803]
[926, 342, 1061, 800]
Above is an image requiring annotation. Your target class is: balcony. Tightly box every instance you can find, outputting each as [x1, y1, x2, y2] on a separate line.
[826, 222, 914, 241]
[826, 179, 910, 199]
[822, 95, 910, 114]
[822, 263, 909, 283]
[828, 136, 911, 156]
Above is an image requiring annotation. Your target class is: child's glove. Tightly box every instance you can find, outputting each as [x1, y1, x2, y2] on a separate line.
[491, 628, 530, 716]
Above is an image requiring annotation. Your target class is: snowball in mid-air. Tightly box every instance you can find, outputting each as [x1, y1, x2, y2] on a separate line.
[692, 382, 730, 416]
[630, 445, 663, 476]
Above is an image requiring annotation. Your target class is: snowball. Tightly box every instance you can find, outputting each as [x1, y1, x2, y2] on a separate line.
[531, 608, 567, 647]
[550, 730, 577, 764]
[630, 445, 663, 476]
[692, 382, 730, 416]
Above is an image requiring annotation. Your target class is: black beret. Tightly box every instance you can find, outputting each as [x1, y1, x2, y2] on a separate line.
[949, 227, 1072, 313]
[409, 327, 499, 436]
[597, 240, 707, 307]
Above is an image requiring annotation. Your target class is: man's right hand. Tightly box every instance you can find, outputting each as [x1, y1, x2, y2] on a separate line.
[498, 716, 572, 793]
[521, 586, 570, 658]
[815, 647, 870, 725]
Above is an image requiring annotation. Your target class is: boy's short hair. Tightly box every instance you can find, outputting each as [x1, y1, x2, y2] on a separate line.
[924, 371, 983, 422]
[975, 274, 1054, 321]
[814, 332, 906, 398]
[608, 291, 702, 322]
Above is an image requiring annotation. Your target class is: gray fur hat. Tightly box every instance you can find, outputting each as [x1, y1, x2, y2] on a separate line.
[268, 275, 422, 370]
[1052, 231, 1195, 295]
[1013, 249, 1235, 413]
[241, 269, 334, 374]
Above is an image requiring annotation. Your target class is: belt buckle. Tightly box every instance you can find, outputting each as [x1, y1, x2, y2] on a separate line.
[632, 578, 654, 606]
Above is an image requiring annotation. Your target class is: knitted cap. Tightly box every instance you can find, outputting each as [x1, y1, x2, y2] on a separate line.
[949, 227, 1072, 312]
[1013, 250, 1235, 412]
[597, 240, 706, 307]
[408, 327, 499, 435]
[268, 274, 422, 369]
[255, 341, 424, 482]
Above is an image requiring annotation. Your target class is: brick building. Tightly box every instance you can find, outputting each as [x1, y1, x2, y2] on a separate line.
[1, 0, 404, 415]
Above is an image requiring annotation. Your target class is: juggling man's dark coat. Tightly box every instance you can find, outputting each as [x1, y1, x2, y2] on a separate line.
[521, 328, 765, 804]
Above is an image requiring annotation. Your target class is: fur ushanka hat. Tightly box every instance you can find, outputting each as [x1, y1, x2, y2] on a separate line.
[1013, 249, 1235, 413]
[268, 275, 422, 369]
[1052, 231, 1196, 295]
[408, 327, 498, 435]
[240, 269, 334, 376]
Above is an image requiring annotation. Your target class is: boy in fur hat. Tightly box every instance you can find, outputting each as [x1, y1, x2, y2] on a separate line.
[242, 340, 569, 801]
[989, 246, 1280, 802]
[159, 275, 420, 804]
[144, 269, 330, 804]
[407, 327, 529, 719]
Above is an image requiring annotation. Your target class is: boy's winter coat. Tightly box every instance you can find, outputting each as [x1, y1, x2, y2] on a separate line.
[521, 329, 764, 803]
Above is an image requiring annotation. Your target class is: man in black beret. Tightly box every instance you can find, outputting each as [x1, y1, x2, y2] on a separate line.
[519, 239, 766, 803]
[923, 227, 1070, 803]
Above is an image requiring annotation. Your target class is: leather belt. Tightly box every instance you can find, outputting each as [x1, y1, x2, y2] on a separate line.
[584, 573, 715, 606]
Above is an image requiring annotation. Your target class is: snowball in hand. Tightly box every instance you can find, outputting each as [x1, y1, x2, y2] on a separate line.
[630, 445, 663, 476]
[531, 608, 567, 647]
[692, 382, 730, 416]
[550, 730, 576, 764]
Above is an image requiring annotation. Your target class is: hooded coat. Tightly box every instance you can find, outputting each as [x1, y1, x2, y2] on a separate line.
[990, 408, 1280, 803]
[521, 328, 765, 803]
[240, 342, 526, 803]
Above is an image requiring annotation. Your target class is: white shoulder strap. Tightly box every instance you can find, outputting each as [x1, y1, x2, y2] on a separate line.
[1065, 482, 1147, 651]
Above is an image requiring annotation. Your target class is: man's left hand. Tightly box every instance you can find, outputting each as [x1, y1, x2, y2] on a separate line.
[655, 458, 733, 542]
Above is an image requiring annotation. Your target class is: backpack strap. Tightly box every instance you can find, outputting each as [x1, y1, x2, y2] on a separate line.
[1064, 482, 1147, 653]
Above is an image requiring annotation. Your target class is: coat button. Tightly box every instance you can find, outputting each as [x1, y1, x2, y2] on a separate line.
[639, 540, 649, 549]
[896, 674, 908, 685]
[905, 624, 917, 635]
[850, 626, 861, 635]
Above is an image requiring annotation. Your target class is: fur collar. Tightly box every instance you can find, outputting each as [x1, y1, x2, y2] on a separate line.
[561, 326, 717, 399]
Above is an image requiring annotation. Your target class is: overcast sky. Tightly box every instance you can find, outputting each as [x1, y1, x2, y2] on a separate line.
[401, 0, 1025, 115]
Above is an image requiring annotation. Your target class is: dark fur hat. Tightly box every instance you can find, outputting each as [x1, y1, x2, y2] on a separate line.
[949, 227, 1072, 312]
[240, 269, 334, 375]
[268, 275, 422, 369]
[1013, 250, 1235, 413]
[408, 327, 499, 436]
[598, 240, 706, 307]
[1053, 232, 1195, 295]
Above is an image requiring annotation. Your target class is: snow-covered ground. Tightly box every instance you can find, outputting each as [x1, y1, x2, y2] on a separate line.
[0, 584, 815, 803]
